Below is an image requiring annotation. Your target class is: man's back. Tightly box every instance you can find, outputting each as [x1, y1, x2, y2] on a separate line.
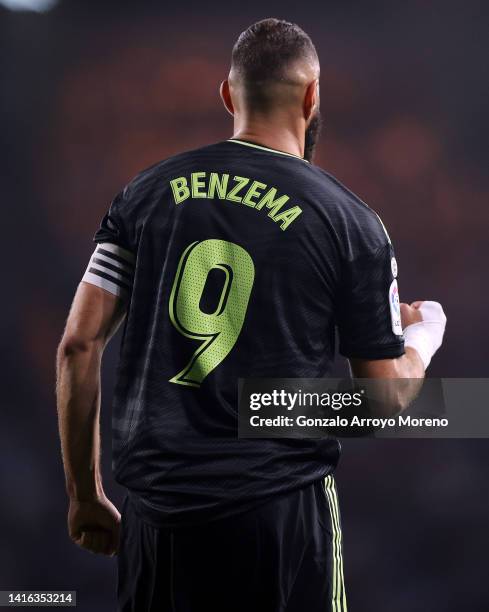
[57, 19, 444, 611]
[85, 138, 403, 526]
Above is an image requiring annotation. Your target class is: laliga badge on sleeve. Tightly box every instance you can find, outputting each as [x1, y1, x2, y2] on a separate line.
[389, 279, 403, 335]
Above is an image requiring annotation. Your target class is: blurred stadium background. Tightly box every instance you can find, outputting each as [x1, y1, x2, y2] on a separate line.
[1, 0, 488, 610]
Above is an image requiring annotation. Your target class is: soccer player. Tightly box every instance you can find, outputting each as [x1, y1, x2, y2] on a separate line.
[56, 18, 446, 612]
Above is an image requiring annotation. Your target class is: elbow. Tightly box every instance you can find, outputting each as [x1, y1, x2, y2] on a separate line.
[389, 378, 423, 416]
[374, 391, 405, 418]
[57, 333, 99, 362]
[391, 391, 410, 416]
[367, 374, 416, 418]
[390, 352, 425, 414]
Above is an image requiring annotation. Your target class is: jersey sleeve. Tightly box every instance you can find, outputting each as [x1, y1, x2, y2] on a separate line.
[336, 241, 405, 360]
[81, 190, 135, 299]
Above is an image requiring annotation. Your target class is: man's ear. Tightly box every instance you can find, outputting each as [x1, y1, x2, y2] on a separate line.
[303, 78, 319, 122]
[220, 80, 235, 116]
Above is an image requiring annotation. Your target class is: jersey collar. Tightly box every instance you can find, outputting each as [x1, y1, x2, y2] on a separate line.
[227, 138, 310, 163]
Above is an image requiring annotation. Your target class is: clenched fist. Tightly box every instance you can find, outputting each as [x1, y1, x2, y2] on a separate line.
[68, 495, 121, 556]
[400, 300, 447, 370]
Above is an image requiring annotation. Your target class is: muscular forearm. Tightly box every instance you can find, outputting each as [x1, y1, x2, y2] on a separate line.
[388, 347, 425, 414]
[398, 346, 425, 378]
[56, 338, 104, 501]
[350, 347, 425, 417]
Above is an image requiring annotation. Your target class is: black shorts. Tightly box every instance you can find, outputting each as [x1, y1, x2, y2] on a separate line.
[117, 476, 347, 612]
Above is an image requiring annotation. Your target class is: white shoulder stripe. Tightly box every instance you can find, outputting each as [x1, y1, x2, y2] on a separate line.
[374, 213, 391, 244]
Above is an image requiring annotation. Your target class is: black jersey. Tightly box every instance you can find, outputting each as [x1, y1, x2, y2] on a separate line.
[82, 139, 404, 527]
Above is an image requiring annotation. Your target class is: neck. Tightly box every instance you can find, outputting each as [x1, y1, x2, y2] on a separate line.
[232, 115, 305, 158]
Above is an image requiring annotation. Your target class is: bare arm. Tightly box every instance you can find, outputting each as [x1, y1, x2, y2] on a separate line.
[348, 303, 425, 416]
[56, 281, 126, 555]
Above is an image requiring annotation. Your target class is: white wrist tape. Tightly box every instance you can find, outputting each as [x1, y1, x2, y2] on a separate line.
[403, 301, 447, 370]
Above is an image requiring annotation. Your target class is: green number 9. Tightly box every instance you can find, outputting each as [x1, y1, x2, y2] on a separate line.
[169, 239, 255, 387]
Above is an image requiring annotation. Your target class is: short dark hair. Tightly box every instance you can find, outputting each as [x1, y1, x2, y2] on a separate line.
[231, 18, 318, 86]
